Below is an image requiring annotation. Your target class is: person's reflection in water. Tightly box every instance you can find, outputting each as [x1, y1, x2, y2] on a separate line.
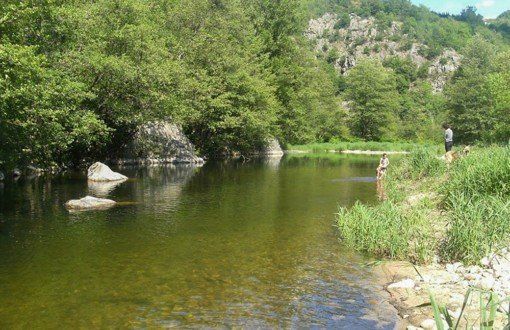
[376, 179, 387, 201]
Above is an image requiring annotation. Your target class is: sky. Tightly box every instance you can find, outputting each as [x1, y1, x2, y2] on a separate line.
[411, 0, 510, 18]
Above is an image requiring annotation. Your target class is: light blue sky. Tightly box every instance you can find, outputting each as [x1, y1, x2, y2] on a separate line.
[411, 0, 509, 18]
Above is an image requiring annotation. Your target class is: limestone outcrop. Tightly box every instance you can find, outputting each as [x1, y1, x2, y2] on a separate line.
[306, 13, 461, 93]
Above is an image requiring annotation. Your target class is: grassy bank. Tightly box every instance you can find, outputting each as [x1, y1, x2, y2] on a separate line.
[287, 141, 437, 153]
[336, 146, 510, 265]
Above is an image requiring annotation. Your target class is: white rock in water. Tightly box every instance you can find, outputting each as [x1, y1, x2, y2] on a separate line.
[87, 162, 127, 182]
[65, 196, 116, 211]
[420, 318, 436, 329]
[388, 279, 415, 289]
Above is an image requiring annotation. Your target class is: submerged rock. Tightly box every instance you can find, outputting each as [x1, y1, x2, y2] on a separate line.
[88, 162, 128, 182]
[116, 121, 204, 165]
[65, 196, 116, 211]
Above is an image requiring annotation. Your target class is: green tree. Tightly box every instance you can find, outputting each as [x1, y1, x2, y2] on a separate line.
[446, 37, 499, 143]
[345, 59, 400, 141]
[0, 43, 108, 169]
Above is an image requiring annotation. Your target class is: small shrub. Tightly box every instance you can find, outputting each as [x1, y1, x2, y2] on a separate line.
[334, 13, 351, 30]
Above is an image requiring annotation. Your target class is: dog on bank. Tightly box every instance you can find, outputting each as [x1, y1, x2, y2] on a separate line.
[444, 146, 471, 164]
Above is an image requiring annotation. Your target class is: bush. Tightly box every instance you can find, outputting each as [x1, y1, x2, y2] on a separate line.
[334, 13, 351, 30]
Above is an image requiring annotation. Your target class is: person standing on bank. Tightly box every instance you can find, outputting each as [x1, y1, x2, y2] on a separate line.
[443, 124, 454, 153]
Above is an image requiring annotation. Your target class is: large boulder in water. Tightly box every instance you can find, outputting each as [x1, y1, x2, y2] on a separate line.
[65, 196, 116, 211]
[88, 162, 128, 182]
[116, 122, 204, 165]
[260, 138, 284, 157]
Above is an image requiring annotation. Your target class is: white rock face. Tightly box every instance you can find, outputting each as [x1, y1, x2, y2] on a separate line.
[388, 278, 415, 289]
[306, 13, 461, 92]
[65, 196, 116, 211]
[87, 162, 128, 182]
[261, 138, 284, 157]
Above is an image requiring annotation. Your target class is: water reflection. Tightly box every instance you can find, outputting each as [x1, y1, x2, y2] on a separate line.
[0, 155, 396, 328]
[88, 179, 127, 197]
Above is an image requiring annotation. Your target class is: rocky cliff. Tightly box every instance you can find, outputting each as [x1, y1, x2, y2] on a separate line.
[306, 13, 461, 93]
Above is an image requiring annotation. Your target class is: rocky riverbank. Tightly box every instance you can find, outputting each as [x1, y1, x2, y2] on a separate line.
[376, 247, 510, 329]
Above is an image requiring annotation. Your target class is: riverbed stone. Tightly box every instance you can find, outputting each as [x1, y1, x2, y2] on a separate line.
[65, 196, 116, 211]
[420, 318, 436, 329]
[388, 279, 415, 289]
[88, 162, 127, 182]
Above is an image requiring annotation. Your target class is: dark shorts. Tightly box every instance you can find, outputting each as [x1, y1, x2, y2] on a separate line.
[445, 141, 453, 152]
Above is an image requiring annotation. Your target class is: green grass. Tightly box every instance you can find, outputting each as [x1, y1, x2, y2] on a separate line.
[336, 145, 510, 265]
[287, 141, 436, 153]
[430, 288, 510, 329]
[440, 146, 510, 264]
[337, 200, 435, 263]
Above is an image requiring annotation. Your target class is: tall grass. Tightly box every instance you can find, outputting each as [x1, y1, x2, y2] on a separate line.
[441, 196, 510, 263]
[288, 141, 434, 152]
[430, 288, 510, 329]
[391, 147, 447, 180]
[336, 145, 510, 265]
[337, 201, 435, 263]
[440, 146, 510, 264]
[442, 146, 510, 207]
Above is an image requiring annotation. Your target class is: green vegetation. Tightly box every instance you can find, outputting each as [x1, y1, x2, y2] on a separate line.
[337, 146, 510, 265]
[288, 141, 430, 152]
[1, 0, 509, 171]
[430, 289, 510, 329]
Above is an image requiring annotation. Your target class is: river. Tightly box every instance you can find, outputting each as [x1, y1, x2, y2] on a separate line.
[0, 153, 397, 328]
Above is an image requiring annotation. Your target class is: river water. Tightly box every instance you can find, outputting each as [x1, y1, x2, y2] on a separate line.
[0, 153, 397, 328]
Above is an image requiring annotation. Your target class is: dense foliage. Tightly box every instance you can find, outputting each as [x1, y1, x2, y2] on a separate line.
[0, 0, 509, 170]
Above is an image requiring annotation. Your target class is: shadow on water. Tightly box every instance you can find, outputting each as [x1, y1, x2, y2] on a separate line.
[0, 154, 397, 328]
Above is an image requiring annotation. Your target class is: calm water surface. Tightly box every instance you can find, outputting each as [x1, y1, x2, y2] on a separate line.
[0, 154, 396, 329]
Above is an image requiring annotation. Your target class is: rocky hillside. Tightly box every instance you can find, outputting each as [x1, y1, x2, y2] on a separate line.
[307, 13, 461, 92]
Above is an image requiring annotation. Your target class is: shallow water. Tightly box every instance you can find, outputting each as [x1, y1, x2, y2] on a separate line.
[0, 154, 396, 328]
